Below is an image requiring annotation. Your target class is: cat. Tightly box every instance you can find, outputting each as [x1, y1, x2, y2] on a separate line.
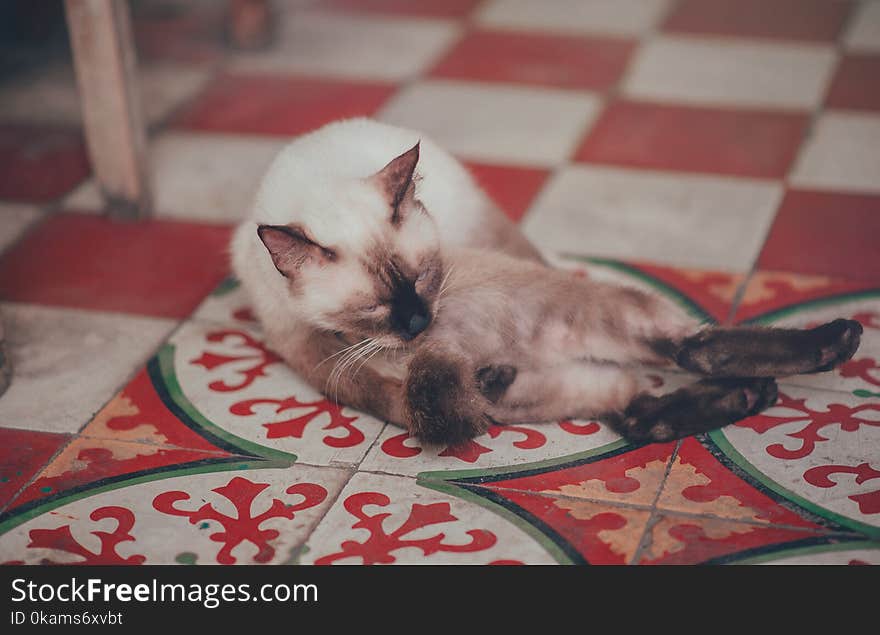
[231, 117, 863, 446]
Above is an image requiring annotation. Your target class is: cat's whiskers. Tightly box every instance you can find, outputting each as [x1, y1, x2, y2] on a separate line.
[315, 337, 371, 371]
[326, 337, 376, 401]
[437, 264, 456, 300]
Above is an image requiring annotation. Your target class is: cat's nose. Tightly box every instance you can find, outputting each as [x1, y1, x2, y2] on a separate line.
[406, 312, 431, 338]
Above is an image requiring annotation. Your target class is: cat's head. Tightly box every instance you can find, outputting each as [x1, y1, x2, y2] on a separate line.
[256, 142, 444, 347]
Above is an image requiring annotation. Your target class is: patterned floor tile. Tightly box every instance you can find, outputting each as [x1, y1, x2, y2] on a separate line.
[0, 428, 69, 511]
[636, 512, 850, 564]
[0, 203, 40, 253]
[574, 100, 809, 179]
[844, 1, 880, 52]
[172, 73, 396, 136]
[159, 319, 386, 466]
[622, 36, 837, 109]
[0, 123, 90, 203]
[317, 0, 483, 19]
[229, 10, 460, 81]
[0, 213, 232, 317]
[300, 472, 558, 564]
[789, 111, 880, 194]
[736, 284, 880, 396]
[756, 190, 880, 282]
[658, 438, 829, 528]
[422, 443, 684, 564]
[662, 0, 853, 43]
[521, 164, 782, 271]
[461, 162, 549, 222]
[429, 29, 635, 91]
[1, 464, 349, 565]
[825, 54, 880, 112]
[0, 303, 175, 434]
[475, 0, 672, 37]
[733, 541, 880, 564]
[359, 420, 623, 478]
[709, 385, 880, 537]
[0, 63, 212, 126]
[65, 132, 285, 222]
[378, 79, 601, 167]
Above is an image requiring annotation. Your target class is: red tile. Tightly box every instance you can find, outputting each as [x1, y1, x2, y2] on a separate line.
[826, 54, 880, 112]
[173, 73, 397, 136]
[574, 100, 810, 179]
[430, 29, 635, 91]
[664, 0, 853, 42]
[317, 0, 482, 18]
[0, 124, 90, 203]
[0, 428, 70, 509]
[757, 190, 880, 283]
[463, 162, 549, 222]
[0, 212, 232, 318]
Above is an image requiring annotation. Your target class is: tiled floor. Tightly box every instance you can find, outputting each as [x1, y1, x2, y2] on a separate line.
[0, 0, 878, 565]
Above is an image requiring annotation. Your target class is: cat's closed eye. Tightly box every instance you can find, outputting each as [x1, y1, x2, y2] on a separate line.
[362, 304, 380, 313]
[416, 270, 428, 282]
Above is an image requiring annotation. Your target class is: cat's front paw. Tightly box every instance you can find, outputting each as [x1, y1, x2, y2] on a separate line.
[405, 349, 490, 446]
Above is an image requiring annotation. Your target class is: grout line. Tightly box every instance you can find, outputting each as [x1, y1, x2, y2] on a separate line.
[629, 439, 681, 564]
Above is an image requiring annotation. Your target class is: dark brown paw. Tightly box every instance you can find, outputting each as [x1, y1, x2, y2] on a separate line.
[405, 349, 490, 446]
[810, 318, 863, 373]
[475, 364, 517, 403]
[608, 377, 778, 444]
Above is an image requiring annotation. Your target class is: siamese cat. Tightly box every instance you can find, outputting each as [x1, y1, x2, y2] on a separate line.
[231, 118, 862, 445]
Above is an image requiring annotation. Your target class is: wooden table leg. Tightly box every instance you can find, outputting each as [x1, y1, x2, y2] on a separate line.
[64, 0, 152, 219]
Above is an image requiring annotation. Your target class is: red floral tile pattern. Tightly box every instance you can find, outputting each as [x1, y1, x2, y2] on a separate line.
[430, 29, 635, 90]
[663, 0, 853, 43]
[0, 124, 90, 203]
[0, 213, 232, 318]
[637, 513, 830, 565]
[825, 54, 880, 112]
[756, 190, 880, 283]
[730, 270, 877, 325]
[574, 101, 809, 179]
[173, 74, 397, 136]
[0, 428, 69, 510]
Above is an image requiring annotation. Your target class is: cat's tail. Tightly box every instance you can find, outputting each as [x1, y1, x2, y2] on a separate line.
[404, 346, 496, 446]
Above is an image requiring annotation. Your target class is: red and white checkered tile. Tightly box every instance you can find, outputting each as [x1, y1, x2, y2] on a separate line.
[1, 0, 878, 565]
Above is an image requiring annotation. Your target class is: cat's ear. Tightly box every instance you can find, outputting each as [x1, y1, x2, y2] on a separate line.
[257, 224, 336, 278]
[373, 141, 420, 225]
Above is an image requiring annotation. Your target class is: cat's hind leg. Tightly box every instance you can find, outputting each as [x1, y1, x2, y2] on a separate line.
[674, 318, 863, 378]
[605, 377, 779, 443]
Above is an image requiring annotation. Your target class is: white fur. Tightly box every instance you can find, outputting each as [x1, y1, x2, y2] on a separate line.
[232, 117, 497, 334]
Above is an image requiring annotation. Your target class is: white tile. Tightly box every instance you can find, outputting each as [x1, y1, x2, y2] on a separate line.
[166, 319, 386, 467]
[0, 63, 210, 126]
[522, 165, 782, 271]
[301, 472, 558, 564]
[476, 0, 671, 36]
[790, 111, 880, 194]
[0, 465, 351, 565]
[65, 132, 286, 222]
[623, 36, 838, 110]
[0, 204, 41, 254]
[378, 79, 601, 167]
[229, 10, 460, 81]
[845, 1, 880, 51]
[0, 303, 176, 434]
